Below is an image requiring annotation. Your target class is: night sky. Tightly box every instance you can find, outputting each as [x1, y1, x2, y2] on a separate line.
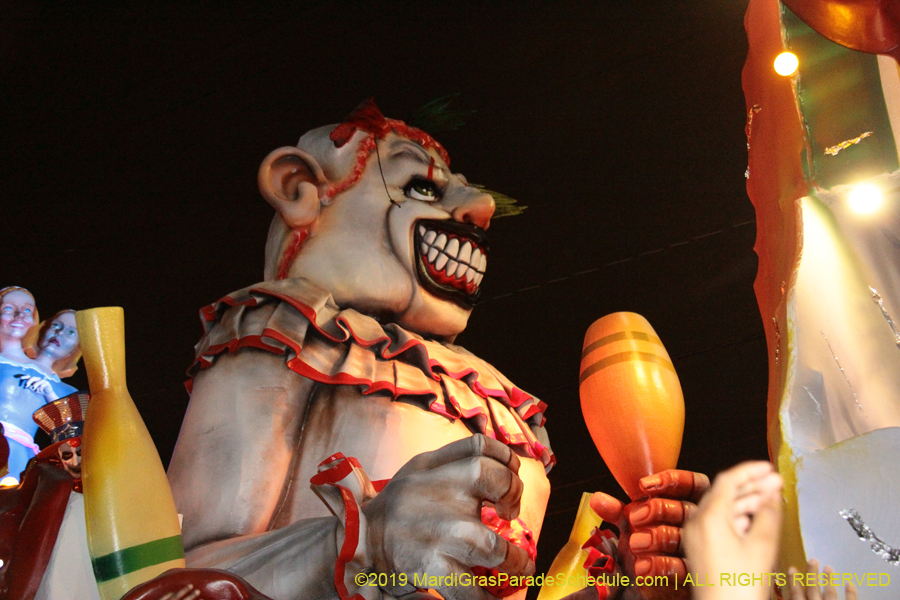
[2, 1, 768, 589]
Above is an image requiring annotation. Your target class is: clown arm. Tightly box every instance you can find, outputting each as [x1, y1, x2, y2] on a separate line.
[168, 350, 347, 597]
[168, 350, 534, 600]
[169, 350, 313, 552]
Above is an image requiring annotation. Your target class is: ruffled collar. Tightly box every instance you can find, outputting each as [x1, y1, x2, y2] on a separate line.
[189, 278, 554, 469]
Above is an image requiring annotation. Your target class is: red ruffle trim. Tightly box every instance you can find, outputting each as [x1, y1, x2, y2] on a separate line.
[583, 528, 617, 600]
[472, 506, 537, 597]
[310, 453, 371, 600]
[188, 279, 554, 469]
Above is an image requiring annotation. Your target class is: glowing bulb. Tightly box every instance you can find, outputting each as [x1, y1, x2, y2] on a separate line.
[0, 476, 18, 487]
[847, 184, 884, 215]
[774, 52, 799, 76]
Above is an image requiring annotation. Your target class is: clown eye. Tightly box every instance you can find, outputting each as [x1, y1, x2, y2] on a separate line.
[404, 178, 440, 202]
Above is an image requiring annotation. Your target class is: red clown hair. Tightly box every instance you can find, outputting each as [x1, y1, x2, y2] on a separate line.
[323, 98, 450, 200]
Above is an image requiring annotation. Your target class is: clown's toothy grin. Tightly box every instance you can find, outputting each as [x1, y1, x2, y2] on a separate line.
[414, 219, 488, 307]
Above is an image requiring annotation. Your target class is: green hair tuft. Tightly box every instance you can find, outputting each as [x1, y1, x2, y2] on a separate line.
[472, 185, 526, 219]
[410, 94, 475, 135]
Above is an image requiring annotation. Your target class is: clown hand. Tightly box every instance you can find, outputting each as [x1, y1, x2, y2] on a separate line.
[363, 434, 535, 600]
[589, 469, 710, 600]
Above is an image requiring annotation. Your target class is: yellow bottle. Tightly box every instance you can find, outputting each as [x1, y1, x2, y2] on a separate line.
[537, 492, 604, 600]
[76, 307, 186, 599]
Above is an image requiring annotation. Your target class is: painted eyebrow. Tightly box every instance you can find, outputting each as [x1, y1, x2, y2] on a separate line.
[388, 141, 450, 181]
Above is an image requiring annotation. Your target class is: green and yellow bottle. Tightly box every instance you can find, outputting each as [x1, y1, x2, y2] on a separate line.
[76, 307, 185, 599]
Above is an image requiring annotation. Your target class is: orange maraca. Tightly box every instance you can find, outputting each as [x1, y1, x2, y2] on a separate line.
[579, 312, 685, 500]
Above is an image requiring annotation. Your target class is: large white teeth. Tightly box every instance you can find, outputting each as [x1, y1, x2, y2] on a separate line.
[417, 223, 486, 290]
[458, 242, 472, 265]
[445, 238, 460, 258]
[445, 259, 458, 276]
[471, 248, 482, 271]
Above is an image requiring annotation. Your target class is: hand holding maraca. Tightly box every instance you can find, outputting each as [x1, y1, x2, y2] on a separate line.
[580, 313, 709, 599]
[591, 470, 709, 599]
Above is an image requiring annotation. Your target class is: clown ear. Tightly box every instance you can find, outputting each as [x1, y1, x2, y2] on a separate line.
[258, 147, 327, 229]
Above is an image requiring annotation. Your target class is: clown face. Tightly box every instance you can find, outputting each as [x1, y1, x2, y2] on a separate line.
[286, 134, 494, 338]
[57, 441, 82, 478]
[39, 311, 79, 360]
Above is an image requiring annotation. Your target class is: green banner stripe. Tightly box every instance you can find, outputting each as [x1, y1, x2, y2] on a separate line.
[580, 351, 675, 384]
[581, 331, 662, 358]
[92, 535, 184, 582]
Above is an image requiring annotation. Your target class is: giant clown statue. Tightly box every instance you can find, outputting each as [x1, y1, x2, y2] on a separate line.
[167, 100, 705, 600]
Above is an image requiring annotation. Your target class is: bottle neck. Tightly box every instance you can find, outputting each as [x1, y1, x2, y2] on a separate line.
[77, 308, 128, 392]
[569, 492, 604, 544]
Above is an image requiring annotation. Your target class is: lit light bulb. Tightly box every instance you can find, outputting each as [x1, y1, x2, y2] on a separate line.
[774, 52, 799, 76]
[847, 184, 884, 215]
